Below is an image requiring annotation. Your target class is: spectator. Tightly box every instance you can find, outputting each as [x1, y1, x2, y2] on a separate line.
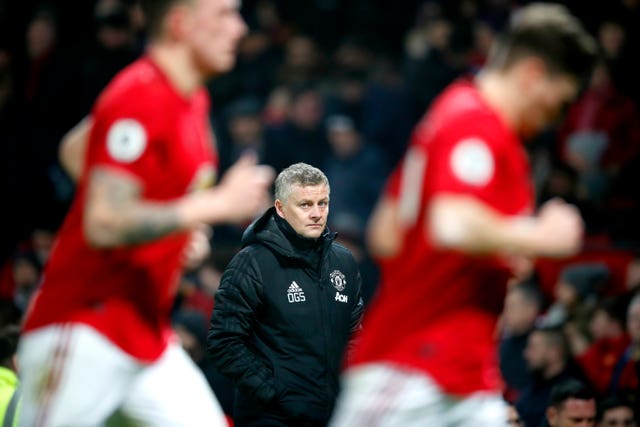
[208, 163, 364, 427]
[540, 262, 610, 331]
[78, 0, 141, 112]
[568, 295, 631, 396]
[596, 395, 637, 427]
[556, 58, 640, 205]
[608, 292, 640, 404]
[546, 379, 596, 427]
[217, 96, 266, 176]
[324, 114, 386, 242]
[500, 280, 546, 402]
[16, 0, 274, 425]
[517, 327, 587, 427]
[263, 83, 328, 173]
[0, 324, 20, 427]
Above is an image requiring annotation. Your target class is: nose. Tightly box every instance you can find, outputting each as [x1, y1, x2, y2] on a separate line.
[309, 205, 322, 219]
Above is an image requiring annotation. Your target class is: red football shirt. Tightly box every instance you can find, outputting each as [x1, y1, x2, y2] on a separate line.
[22, 57, 218, 362]
[350, 81, 534, 395]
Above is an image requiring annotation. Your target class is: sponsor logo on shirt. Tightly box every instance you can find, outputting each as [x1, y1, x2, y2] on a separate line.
[450, 138, 494, 186]
[335, 292, 348, 303]
[106, 119, 147, 163]
[287, 281, 306, 303]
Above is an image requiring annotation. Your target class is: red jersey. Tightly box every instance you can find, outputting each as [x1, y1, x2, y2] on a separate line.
[22, 57, 218, 362]
[350, 81, 534, 395]
[577, 334, 631, 395]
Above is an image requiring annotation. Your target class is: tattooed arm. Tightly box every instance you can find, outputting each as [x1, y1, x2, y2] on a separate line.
[84, 153, 274, 248]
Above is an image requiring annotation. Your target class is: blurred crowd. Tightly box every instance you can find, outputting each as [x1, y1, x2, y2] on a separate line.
[1, 0, 640, 423]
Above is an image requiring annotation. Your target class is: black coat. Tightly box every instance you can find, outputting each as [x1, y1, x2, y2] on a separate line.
[207, 208, 364, 426]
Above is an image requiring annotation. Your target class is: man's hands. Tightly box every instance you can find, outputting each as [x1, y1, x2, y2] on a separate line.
[215, 152, 275, 223]
[179, 152, 275, 228]
[531, 198, 584, 258]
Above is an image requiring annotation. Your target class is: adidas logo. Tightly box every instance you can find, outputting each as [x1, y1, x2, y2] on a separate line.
[287, 281, 306, 303]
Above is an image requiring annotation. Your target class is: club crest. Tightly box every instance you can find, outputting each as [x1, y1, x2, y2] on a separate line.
[330, 270, 346, 291]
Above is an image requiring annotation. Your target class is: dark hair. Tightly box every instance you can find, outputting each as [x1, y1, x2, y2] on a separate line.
[140, 0, 189, 38]
[532, 325, 570, 361]
[595, 295, 628, 326]
[487, 3, 597, 83]
[548, 379, 595, 409]
[512, 280, 545, 312]
[596, 395, 637, 422]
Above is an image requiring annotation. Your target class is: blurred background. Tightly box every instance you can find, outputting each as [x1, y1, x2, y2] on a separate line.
[1, 0, 640, 414]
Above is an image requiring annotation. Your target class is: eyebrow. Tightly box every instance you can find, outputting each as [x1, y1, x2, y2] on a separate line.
[299, 197, 329, 203]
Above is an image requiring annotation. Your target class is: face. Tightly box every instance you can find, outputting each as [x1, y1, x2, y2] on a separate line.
[291, 90, 324, 130]
[599, 406, 636, 427]
[503, 289, 538, 334]
[524, 331, 549, 373]
[522, 71, 578, 139]
[185, 0, 248, 75]
[627, 301, 640, 343]
[548, 398, 596, 427]
[275, 184, 329, 239]
[555, 281, 579, 305]
[589, 309, 612, 340]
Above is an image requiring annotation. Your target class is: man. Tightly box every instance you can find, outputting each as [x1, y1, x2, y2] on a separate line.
[500, 281, 546, 402]
[596, 396, 637, 427]
[608, 292, 640, 404]
[18, 1, 275, 426]
[517, 326, 585, 427]
[329, 3, 598, 426]
[546, 380, 596, 427]
[567, 296, 630, 396]
[208, 163, 364, 427]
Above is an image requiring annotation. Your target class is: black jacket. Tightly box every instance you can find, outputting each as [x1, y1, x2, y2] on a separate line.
[207, 208, 364, 426]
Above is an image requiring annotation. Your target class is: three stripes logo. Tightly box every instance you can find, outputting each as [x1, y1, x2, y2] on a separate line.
[287, 281, 306, 303]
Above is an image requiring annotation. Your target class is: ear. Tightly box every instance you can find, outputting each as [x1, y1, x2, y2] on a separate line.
[514, 56, 547, 93]
[165, 3, 192, 40]
[275, 199, 285, 218]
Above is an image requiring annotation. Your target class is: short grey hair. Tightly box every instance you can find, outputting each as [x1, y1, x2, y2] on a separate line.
[274, 163, 330, 202]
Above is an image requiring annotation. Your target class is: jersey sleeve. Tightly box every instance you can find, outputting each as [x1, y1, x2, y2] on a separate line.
[426, 114, 504, 201]
[86, 83, 168, 187]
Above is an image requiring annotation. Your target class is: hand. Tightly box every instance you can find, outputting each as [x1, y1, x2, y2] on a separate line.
[182, 224, 212, 270]
[534, 198, 584, 257]
[215, 152, 275, 223]
[501, 254, 535, 281]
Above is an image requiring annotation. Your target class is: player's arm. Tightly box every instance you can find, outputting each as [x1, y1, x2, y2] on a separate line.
[428, 195, 583, 258]
[367, 195, 403, 258]
[84, 152, 274, 248]
[368, 136, 583, 259]
[59, 116, 92, 181]
[367, 145, 426, 259]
